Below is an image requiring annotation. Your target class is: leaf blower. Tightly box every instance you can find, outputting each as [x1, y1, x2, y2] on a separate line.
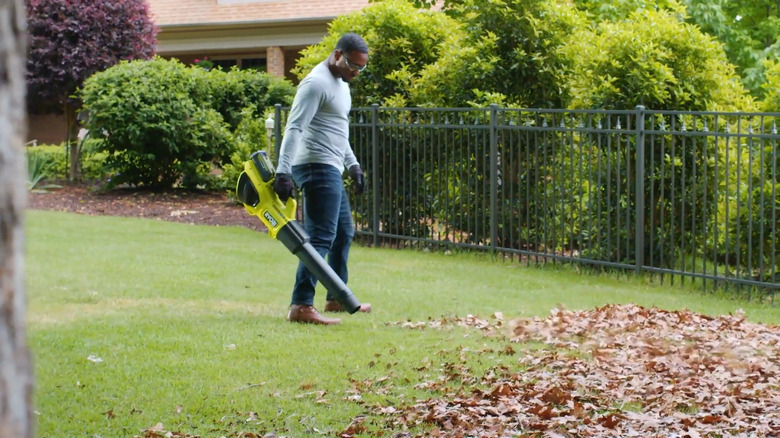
[235, 150, 363, 314]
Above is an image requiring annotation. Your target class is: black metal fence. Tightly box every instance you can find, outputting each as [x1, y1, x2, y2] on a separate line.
[272, 105, 779, 300]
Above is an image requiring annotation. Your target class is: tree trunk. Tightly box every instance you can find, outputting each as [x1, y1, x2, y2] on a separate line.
[66, 103, 82, 181]
[0, 0, 35, 436]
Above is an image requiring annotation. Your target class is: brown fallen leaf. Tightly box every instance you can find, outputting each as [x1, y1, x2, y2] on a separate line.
[368, 304, 779, 437]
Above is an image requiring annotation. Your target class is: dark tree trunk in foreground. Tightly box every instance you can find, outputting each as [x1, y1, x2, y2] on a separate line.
[0, 0, 34, 436]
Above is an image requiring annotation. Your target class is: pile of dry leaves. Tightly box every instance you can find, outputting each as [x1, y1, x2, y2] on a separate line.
[349, 304, 778, 437]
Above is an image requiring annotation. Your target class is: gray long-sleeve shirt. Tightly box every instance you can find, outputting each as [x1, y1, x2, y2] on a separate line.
[276, 61, 358, 175]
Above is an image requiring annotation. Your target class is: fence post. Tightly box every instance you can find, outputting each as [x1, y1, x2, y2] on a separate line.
[273, 104, 282, 162]
[265, 114, 275, 156]
[371, 104, 379, 247]
[635, 105, 646, 274]
[490, 104, 499, 254]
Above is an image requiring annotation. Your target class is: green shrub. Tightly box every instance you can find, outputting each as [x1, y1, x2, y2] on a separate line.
[80, 58, 231, 188]
[760, 59, 780, 112]
[563, 9, 754, 111]
[712, 123, 779, 281]
[217, 107, 271, 195]
[439, 0, 588, 108]
[25, 145, 67, 181]
[26, 150, 55, 191]
[79, 138, 111, 182]
[293, 0, 473, 107]
[25, 142, 111, 183]
[704, 61, 778, 280]
[198, 67, 295, 130]
[543, 9, 758, 267]
[80, 57, 294, 189]
[575, 0, 686, 22]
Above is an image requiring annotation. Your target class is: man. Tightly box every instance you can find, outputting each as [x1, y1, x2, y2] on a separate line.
[273, 33, 372, 325]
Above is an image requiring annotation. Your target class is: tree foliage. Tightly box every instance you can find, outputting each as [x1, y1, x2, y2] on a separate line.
[26, 0, 157, 114]
[563, 8, 753, 111]
[326, 1, 769, 271]
[572, 0, 778, 98]
[317, 0, 589, 108]
[760, 59, 780, 112]
[680, 0, 779, 98]
[439, 0, 588, 108]
[575, 0, 686, 22]
[294, 0, 472, 107]
[357, 0, 772, 110]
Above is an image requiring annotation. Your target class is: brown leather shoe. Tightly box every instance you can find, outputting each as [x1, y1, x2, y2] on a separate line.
[324, 300, 372, 313]
[287, 304, 341, 325]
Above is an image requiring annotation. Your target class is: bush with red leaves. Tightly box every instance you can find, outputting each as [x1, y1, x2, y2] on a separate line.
[26, 0, 157, 113]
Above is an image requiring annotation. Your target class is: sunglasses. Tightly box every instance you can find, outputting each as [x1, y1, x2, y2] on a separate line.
[340, 50, 367, 72]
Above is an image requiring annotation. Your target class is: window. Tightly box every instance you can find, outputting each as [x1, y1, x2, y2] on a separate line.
[241, 58, 266, 70]
[212, 59, 237, 69]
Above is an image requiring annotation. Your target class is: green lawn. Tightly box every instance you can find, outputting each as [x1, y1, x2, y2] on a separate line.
[25, 210, 777, 437]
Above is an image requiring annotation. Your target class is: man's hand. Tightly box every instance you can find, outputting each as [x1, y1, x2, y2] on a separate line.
[273, 173, 294, 202]
[349, 165, 365, 194]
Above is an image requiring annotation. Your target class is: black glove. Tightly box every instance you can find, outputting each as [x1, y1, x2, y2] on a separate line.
[349, 165, 365, 194]
[273, 173, 294, 203]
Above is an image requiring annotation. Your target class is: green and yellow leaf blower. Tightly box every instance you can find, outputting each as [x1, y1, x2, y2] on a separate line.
[235, 150, 363, 314]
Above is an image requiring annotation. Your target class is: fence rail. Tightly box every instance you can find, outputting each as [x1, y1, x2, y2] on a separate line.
[272, 104, 779, 300]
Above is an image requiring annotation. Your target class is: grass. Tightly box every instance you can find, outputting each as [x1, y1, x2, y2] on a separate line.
[26, 210, 778, 437]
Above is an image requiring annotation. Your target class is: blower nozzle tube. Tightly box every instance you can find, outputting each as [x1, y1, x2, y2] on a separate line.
[276, 220, 362, 314]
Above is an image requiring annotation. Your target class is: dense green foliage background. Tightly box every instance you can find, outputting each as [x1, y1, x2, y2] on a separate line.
[401, 0, 777, 103]
[28, 0, 777, 281]
[31, 0, 773, 190]
[293, 0, 777, 281]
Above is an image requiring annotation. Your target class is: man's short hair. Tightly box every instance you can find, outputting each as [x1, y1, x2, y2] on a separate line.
[336, 33, 368, 54]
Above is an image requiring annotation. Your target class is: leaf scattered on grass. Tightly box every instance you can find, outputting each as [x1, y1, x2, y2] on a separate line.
[362, 304, 779, 437]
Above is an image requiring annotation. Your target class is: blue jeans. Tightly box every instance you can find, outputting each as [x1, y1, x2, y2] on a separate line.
[290, 163, 354, 306]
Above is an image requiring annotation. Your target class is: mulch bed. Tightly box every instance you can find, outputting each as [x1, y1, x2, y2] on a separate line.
[27, 183, 267, 232]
